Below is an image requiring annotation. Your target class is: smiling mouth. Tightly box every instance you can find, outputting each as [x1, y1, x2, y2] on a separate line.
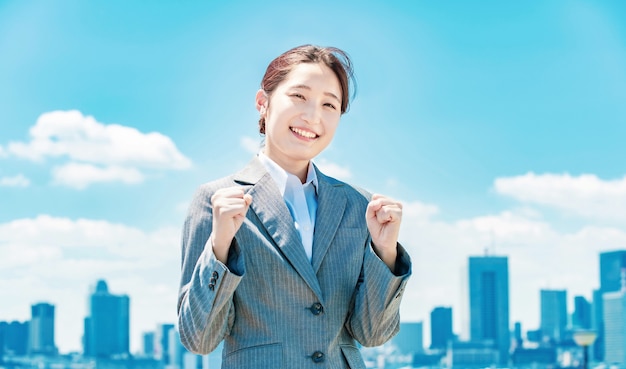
[291, 127, 318, 139]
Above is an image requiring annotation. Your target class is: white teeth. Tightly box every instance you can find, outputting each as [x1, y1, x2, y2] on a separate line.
[291, 127, 317, 138]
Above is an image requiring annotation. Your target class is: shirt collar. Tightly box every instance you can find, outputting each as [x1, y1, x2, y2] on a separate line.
[257, 151, 318, 196]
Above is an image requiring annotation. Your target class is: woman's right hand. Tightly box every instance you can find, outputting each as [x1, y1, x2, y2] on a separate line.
[210, 187, 253, 263]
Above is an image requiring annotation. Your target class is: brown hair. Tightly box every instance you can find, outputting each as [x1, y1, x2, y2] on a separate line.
[258, 44, 356, 134]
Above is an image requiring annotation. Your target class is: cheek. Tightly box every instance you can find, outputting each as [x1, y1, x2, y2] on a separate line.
[324, 116, 341, 135]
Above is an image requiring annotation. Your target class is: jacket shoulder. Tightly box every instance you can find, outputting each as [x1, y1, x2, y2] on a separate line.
[318, 171, 372, 203]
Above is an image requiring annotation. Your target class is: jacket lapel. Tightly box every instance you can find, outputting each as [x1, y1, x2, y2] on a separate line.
[234, 157, 323, 301]
[311, 166, 347, 273]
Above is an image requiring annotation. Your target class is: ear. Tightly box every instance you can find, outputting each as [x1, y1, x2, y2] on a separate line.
[255, 89, 268, 114]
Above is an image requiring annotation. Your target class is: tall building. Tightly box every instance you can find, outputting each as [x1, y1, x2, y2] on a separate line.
[430, 306, 453, 350]
[600, 251, 626, 293]
[29, 302, 56, 355]
[596, 250, 626, 361]
[592, 289, 604, 361]
[513, 322, 523, 348]
[154, 323, 175, 364]
[83, 280, 130, 358]
[540, 289, 567, 343]
[142, 331, 155, 357]
[572, 295, 592, 329]
[603, 290, 626, 366]
[4, 321, 28, 356]
[469, 255, 510, 366]
[392, 322, 423, 354]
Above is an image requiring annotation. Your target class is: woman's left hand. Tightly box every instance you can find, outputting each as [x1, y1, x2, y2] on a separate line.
[365, 194, 402, 270]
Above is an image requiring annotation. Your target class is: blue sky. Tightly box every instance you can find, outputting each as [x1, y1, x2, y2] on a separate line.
[1, 0, 626, 353]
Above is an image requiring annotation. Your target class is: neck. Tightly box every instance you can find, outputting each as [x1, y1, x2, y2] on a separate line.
[262, 150, 309, 183]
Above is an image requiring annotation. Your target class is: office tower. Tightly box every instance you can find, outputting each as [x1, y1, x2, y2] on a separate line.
[0, 321, 6, 360]
[572, 295, 592, 329]
[4, 321, 28, 355]
[169, 328, 186, 369]
[513, 322, 523, 347]
[600, 251, 626, 293]
[392, 322, 423, 354]
[540, 289, 567, 342]
[596, 250, 626, 361]
[29, 302, 56, 355]
[154, 323, 175, 364]
[592, 289, 604, 360]
[430, 306, 453, 350]
[469, 255, 510, 365]
[603, 290, 626, 366]
[143, 331, 155, 357]
[83, 280, 130, 357]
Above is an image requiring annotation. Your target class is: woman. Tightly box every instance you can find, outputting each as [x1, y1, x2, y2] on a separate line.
[178, 44, 412, 368]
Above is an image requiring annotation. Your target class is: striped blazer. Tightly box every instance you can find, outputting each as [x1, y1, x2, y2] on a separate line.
[177, 157, 411, 369]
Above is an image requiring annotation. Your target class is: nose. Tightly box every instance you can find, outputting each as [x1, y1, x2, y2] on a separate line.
[301, 101, 322, 125]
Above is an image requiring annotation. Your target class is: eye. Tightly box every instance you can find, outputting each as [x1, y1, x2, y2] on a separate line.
[324, 102, 337, 110]
[290, 93, 305, 100]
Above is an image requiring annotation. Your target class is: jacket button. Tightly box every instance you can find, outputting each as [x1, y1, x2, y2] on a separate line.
[309, 302, 323, 315]
[212, 271, 219, 280]
[208, 284, 215, 291]
[311, 351, 324, 363]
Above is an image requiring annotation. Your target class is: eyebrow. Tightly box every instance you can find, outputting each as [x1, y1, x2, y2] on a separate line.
[291, 84, 341, 103]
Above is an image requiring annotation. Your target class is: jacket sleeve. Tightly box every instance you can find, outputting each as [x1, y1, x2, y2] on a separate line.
[177, 185, 246, 354]
[345, 241, 412, 347]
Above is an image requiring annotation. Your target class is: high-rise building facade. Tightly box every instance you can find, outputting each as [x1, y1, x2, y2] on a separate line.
[29, 302, 56, 355]
[392, 322, 423, 354]
[469, 255, 510, 365]
[600, 251, 626, 293]
[540, 289, 567, 343]
[3, 321, 28, 356]
[430, 306, 453, 350]
[603, 290, 626, 366]
[572, 295, 592, 329]
[142, 331, 155, 357]
[154, 323, 175, 364]
[83, 280, 130, 357]
[596, 250, 626, 361]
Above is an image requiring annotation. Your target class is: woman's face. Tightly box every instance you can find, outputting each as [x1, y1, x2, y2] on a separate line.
[257, 62, 342, 174]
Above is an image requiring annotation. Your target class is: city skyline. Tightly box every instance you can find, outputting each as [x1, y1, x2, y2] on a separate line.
[2, 1, 626, 353]
[2, 249, 622, 356]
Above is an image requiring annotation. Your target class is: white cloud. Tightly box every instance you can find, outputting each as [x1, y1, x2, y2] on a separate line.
[315, 158, 352, 180]
[0, 215, 181, 354]
[494, 172, 626, 222]
[3, 110, 192, 188]
[240, 136, 261, 155]
[0, 174, 30, 187]
[52, 163, 143, 189]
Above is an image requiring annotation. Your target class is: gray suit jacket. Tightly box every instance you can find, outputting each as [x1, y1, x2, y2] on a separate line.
[178, 157, 411, 369]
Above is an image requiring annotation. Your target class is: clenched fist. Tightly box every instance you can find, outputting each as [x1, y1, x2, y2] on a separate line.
[366, 194, 402, 270]
[210, 187, 253, 263]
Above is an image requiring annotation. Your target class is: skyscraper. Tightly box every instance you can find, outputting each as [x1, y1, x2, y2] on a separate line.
[600, 251, 626, 293]
[469, 255, 510, 365]
[83, 280, 130, 358]
[392, 322, 423, 354]
[430, 306, 453, 351]
[143, 331, 155, 357]
[540, 289, 567, 343]
[154, 323, 175, 364]
[596, 250, 626, 361]
[29, 302, 56, 355]
[4, 321, 28, 356]
[572, 295, 592, 329]
[603, 290, 626, 366]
